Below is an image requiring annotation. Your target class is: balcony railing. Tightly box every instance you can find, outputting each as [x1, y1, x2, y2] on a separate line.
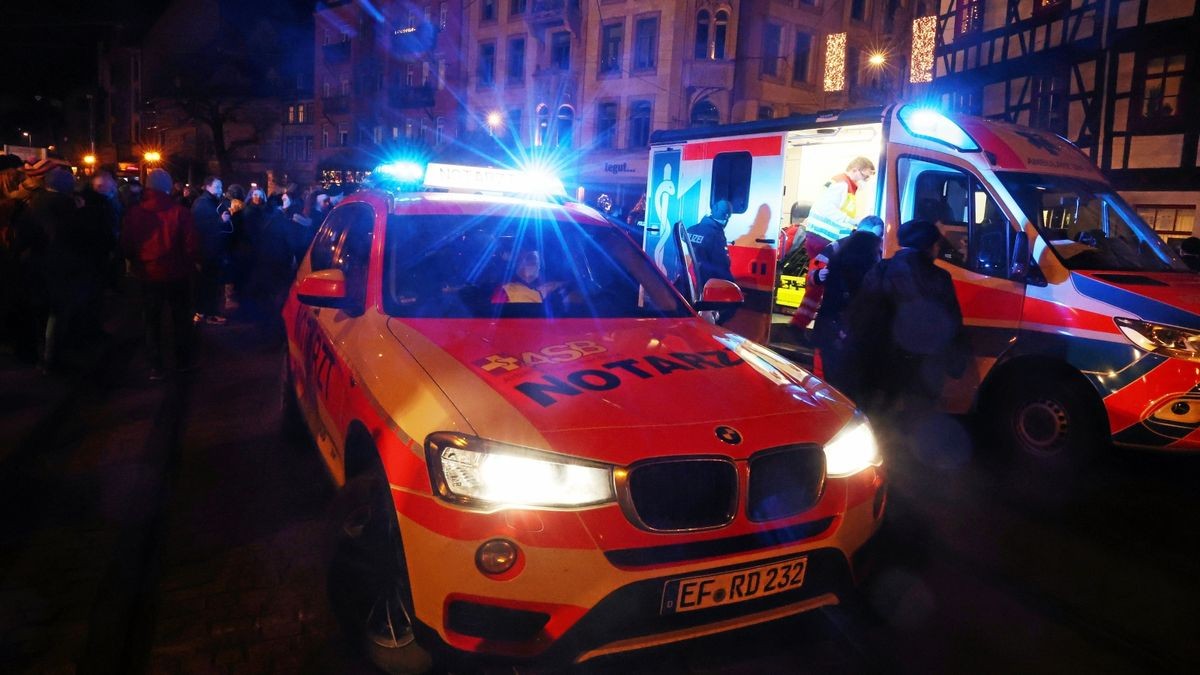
[389, 84, 436, 109]
[322, 95, 351, 114]
[322, 41, 351, 65]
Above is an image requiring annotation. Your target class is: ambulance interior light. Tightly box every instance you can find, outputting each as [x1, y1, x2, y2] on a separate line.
[897, 106, 979, 152]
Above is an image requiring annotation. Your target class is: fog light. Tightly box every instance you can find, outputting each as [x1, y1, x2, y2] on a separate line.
[476, 539, 518, 575]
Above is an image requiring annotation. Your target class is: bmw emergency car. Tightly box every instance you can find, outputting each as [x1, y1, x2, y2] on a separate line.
[282, 162, 886, 669]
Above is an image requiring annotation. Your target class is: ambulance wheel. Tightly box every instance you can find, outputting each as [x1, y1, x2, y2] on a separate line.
[328, 459, 433, 674]
[994, 372, 1104, 467]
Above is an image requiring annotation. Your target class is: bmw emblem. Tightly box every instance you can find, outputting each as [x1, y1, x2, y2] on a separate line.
[715, 426, 742, 445]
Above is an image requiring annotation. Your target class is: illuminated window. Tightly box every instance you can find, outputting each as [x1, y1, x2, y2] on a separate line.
[793, 32, 812, 83]
[761, 23, 782, 77]
[535, 103, 550, 146]
[910, 15, 936, 83]
[1136, 53, 1186, 122]
[1137, 205, 1195, 238]
[628, 100, 652, 147]
[955, 0, 983, 37]
[824, 33, 846, 92]
[1033, 0, 1065, 16]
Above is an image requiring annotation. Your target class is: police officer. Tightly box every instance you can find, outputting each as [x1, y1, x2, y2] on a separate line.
[688, 199, 734, 289]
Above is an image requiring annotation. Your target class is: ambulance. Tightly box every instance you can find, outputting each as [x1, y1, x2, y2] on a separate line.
[282, 161, 886, 670]
[644, 104, 1200, 461]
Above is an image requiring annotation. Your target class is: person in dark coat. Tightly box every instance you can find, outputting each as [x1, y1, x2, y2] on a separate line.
[20, 166, 85, 370]
[811, 215, 884, 389]
[121, 169, 200, 379]
[248, 194, 296, 343]
[842, 219, 966, 417]
[191, 175, 230, 324]
[687, 199, 734, 288]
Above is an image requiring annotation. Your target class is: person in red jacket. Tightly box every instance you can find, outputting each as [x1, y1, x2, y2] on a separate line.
[120, 169, 200, 380]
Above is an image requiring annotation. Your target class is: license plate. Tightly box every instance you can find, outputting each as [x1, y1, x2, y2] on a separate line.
[660, 556, 808, 614]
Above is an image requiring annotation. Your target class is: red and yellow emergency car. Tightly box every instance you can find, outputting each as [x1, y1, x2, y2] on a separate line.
[282, 162, 886, 669]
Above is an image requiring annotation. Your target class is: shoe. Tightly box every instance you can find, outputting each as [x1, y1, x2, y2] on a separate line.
[149, 368, 166, 381]
[193, 313, 205, 324]
[205, 315, 228, 325]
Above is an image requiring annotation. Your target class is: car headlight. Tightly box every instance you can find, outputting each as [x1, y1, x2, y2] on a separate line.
[426, 432, 616, 509]
[823, 416, 881, 477]
[1115, 317, 1200, 360]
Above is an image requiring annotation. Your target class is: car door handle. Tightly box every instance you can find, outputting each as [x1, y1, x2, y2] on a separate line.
[645, 227, 661, 233]
[756, 238, 776, 244]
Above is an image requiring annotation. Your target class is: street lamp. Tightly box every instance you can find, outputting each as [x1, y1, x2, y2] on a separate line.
[21, 131, 32, 147]
[868, 52, 887, 67]
[485, 111, 503, 134]
[143, 150, 162, 163]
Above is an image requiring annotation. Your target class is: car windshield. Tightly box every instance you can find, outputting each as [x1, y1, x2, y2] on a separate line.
[382, 210, 692, 319]
[998, 172, 1188, 272]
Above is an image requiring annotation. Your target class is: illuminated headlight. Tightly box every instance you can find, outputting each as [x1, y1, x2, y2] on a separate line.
[1115, 317, 1200, 361]
[426, 432, 615, 509]
[823, 416, 882, 477]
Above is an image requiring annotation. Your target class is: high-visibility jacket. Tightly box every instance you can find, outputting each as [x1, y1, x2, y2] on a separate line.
[806, 173, 859, 244]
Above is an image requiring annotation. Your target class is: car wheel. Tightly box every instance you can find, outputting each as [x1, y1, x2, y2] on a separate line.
[328, 465, 433, 674]
[994, 372, 1105, 468]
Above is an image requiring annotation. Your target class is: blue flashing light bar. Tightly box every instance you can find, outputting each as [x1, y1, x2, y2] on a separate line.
[376, 160, 427, 183]
[896, 106, 980, 152]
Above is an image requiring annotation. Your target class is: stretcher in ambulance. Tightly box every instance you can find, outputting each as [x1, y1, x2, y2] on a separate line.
[645, 105, 1200, 461]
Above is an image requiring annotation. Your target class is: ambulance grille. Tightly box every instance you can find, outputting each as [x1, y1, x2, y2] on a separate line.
[746, 445, 826, 522]
[625, 459, 737, 531]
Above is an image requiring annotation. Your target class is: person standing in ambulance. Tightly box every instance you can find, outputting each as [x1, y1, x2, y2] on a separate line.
[688, 200, 736, 323]
[790, 157, 875, 336]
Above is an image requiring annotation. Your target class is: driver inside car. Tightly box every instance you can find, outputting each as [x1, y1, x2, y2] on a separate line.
[491, 250, 563, 303]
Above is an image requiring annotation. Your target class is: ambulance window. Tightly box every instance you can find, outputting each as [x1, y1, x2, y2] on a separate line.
[898, 156, 1016, 280]
[711, 151, 751, 214]
[334, 203, 376, 314]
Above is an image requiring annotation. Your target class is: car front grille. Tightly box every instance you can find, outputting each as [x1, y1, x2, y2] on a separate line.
[746, 445, 826, 522]
[624, 459, 737, 531]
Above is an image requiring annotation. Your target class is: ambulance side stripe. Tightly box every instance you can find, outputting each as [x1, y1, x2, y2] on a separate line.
[1072, 273, 1200, 328]
[681, 135, 782, 161]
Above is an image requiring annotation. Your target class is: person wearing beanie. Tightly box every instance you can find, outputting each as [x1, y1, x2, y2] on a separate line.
[840, 219, 966, 419]
[121, 168, 200, 380]
[809, 215, 885, 388]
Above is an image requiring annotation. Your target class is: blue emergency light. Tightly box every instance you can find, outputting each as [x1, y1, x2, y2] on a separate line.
[372, 159, 566, 198]
[896, 106, 980, 152]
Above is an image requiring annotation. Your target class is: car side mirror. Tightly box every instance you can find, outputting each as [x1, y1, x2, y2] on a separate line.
[297, 268, 348, 308]
[1008, 232, 1047, 286]
[693, 279, 744, 311]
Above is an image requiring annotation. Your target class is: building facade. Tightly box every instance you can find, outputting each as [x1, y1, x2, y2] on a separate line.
[928, 0, 1200, 241]
[313, 0, 466, 185]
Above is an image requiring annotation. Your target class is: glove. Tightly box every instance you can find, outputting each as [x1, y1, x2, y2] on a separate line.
[817, 267, 829, 283]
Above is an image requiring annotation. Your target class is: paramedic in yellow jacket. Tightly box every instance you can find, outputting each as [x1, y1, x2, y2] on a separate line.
[790, 157, 875, 334]
[492, 250, 562, 303]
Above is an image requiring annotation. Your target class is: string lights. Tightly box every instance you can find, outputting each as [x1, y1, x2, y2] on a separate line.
[824, 32, 846, 92]
[910, 16, 936, 83]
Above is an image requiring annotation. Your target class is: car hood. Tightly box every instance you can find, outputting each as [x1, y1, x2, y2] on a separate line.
[1073, 271, 1200, 330]
[385, 317, 855, 464]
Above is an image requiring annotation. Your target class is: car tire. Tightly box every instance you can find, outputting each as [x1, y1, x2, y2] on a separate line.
[328, 461, 433, 675]
[993, 371, 1106, 469]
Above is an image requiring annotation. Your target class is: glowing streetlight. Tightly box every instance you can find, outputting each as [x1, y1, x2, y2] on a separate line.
[21, 131, 32, 147]
[83, 154, 96, 166]
[143, 150, 162, 163]
[485, 111, 503, 131]
[868, 52, 887, 67]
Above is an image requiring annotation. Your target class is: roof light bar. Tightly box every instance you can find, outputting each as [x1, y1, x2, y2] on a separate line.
[896, 105, 980, 152]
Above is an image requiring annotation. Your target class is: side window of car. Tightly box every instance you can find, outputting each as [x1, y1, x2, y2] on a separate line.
[898, 156, 1015, 280]
[333, 203, 376, 313]
[310, 209, 350, 271]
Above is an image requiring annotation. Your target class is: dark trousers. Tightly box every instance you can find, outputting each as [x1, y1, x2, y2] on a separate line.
[142, 279, 194, 370]
[195, 260, 223, 317]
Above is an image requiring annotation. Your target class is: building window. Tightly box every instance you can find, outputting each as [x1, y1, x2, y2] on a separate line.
[510, 0, 526, 16]
[596, 101, 619, 149]
[436, 117, 446, 145]
[758, 105, 774, 120]
[600, 22, 624, 75]
[338, 124, 349, 146]
[793, 31, 813, 83]
[551, 31, 571, 70]
[1031, 71, 1068, 134]
[323, 81, 331, 98]
[713, 10, 729, 59]
[628, 100, 652, 148]
[297, 103, 307, 123]
[392, 126, 400, 140]
[406, 119, 416, 139]
[341, 79, 351, 95]
[1033, 0, 1065, 16]
[478, 43, 496, 86]
[508, 37, 526, 82]
[439, 2, 448, 28]
[955, 0, 983, 37]
[374, 126, 384, 144]
[534, 104, 550, 146]
[556, 105, 574, 148]
[287, 105, 296, 124]
[1136, 53, 1186, 123]
[847, 46, 861, 91]
[633, 17, 658, 71]
[850, 0, 868, 22]
[761, 23, 782, 77]
[691, 99, 719, 126]
[1137, 205, 1196, 240]
[322, 126, 329, 148]
[482, 0, 496, 22]
[695, 10, 710, 59]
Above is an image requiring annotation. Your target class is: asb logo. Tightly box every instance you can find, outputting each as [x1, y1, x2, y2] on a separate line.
[475, 341, 607, 375]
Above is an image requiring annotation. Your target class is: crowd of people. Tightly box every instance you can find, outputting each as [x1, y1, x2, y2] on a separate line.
[0, 154, 340, 380]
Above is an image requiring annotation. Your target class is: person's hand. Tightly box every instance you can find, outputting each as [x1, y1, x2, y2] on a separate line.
[816, 267, 829, 283]
[220, 211, 232, 223]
